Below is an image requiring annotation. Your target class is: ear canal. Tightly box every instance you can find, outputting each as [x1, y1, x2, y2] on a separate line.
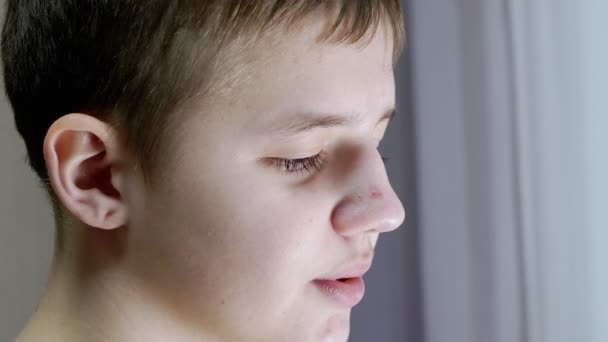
[75, 151, 121, 198]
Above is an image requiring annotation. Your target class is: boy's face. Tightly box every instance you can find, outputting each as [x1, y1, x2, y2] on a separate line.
[123, 17, 405, 341]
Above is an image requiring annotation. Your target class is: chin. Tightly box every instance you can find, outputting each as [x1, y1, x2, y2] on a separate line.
[316, 312, 351, 342]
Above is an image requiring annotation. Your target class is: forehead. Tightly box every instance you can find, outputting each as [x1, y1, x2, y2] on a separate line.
[199, 15, 396, 131]
[242, 15, 394, 85]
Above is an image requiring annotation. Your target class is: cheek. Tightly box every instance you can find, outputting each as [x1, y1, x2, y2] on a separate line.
[177, 185, 322, 282]
[133, 165, 332, 328]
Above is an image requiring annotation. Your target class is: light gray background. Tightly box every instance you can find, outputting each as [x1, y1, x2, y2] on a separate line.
[406, 0, 524, 341]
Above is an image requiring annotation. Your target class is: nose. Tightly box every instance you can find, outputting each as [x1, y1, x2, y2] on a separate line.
[330, 140, 406, 238]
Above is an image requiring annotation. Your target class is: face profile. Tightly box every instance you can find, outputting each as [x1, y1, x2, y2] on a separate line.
[119, 16, 405, 341]
[2, 1, 406, 341]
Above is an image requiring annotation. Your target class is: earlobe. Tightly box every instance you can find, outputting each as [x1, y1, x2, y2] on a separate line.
[44, 114, 128, 230]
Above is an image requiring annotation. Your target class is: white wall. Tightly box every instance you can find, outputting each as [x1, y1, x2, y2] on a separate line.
[407, 0, 524, 341]
[511, 0, 608, 341]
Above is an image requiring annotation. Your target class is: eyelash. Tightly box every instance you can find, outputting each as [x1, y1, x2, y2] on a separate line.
[273, 152, 327, 175]
[273, 152, 390, 175]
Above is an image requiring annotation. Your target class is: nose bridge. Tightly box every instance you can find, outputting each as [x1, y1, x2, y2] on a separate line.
[330, 140, 406, 237]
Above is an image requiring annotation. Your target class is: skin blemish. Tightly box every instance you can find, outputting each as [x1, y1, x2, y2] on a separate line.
[370, 189, 383, 199]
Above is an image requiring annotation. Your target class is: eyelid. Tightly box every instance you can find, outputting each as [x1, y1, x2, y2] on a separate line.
[264, 118, 393, 176]
[270, 151, 327, 175]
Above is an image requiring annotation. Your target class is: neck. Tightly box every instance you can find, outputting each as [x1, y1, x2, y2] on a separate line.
[16, 230, 222, 342]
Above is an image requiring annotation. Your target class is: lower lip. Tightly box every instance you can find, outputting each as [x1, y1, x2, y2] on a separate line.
[313, 277, 366, 307]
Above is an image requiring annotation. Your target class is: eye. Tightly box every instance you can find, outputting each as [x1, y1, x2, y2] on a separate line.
[271, 151, 327, 175]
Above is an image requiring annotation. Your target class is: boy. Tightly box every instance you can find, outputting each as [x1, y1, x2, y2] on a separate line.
[2, 1, 406, 341]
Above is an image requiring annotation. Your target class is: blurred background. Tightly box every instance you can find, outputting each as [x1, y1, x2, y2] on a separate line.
[2, 0, 607, 341]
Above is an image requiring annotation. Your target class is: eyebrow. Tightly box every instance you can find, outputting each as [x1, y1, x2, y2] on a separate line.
[269, 108, 396, 136]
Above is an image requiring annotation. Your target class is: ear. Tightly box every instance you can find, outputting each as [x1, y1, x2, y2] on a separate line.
[44, 113, 128, 230]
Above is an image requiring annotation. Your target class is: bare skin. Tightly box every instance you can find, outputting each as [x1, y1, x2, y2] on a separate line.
[16, 13, 405, 342]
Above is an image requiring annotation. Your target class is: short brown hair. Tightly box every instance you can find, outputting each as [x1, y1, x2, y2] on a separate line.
[2, 0, 405, 189]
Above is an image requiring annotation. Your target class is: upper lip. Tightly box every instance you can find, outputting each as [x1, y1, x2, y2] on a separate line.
[318, 258, 373, 280]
